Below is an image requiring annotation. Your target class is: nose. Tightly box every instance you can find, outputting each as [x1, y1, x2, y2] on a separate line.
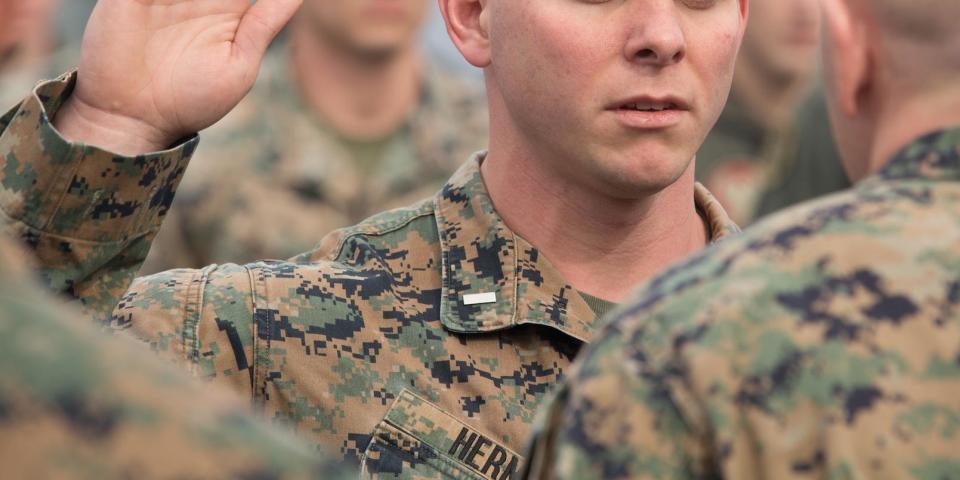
[623, 2, 687, 67]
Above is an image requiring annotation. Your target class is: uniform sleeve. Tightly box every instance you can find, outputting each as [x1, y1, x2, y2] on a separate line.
[523, 322, 713, 480]
[112, 263, 261, 398]
[0, 72, 198, 322]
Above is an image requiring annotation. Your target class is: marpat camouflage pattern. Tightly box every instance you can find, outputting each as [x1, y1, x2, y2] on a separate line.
[0, 237, 354, 479]
[1, 74, 737, 479]
[523, 128, 960, 479]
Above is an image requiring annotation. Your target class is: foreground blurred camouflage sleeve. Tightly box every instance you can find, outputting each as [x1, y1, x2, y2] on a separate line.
[0, 236, 354, 479]
[0, 72, 197, 321]
[524, 129, 960, 479]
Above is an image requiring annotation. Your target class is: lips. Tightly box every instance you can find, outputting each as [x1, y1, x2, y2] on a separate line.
[608, 96, 690, 129]
[609, 96, 690, 113]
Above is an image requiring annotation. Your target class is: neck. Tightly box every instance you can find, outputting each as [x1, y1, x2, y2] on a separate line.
[481, 148, 708, 303]
[290, 21, 421, 140]
[731, 59, 812, 131]
[870, 88, 960, 173]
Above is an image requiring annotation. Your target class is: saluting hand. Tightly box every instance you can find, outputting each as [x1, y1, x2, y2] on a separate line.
[54, 0, 302, 155]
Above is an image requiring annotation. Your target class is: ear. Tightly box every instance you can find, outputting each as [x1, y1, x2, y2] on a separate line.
[820, 0, 871, 117]
[438, 0, 491, 68]
[739, 0, 750, 28]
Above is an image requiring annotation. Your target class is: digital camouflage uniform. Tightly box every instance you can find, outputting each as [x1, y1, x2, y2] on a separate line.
[695, 93, 784, 226]
[0, 75, 738, 479]
[524, 128, 960, 479]
[140, 49, 489, 273]
[0, 237, 353, 479]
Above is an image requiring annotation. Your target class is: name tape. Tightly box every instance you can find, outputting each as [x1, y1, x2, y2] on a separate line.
[448, 427, 521, 480]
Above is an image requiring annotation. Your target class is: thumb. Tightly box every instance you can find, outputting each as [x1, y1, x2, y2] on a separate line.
[235, 0, 303, 60]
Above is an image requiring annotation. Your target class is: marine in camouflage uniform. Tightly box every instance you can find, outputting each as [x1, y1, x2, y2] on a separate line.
[523, 128, 960, 478]
[140, 47, 488, 272]
[0, 75, 737, 479]
[0, 235, 354, 479]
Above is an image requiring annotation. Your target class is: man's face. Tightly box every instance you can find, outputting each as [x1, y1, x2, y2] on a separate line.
[301, 0, 430, 57]
[485, 0, 747, 197]
[739, 0, 820, 81]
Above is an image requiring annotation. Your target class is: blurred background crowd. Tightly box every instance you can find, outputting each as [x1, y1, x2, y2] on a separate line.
[1, 0, 847, 266]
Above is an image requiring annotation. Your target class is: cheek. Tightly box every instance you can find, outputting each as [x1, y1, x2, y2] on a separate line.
[687, 24, 742, 126]
[698, 30, 740, 88]
[497, 7, 607, 85]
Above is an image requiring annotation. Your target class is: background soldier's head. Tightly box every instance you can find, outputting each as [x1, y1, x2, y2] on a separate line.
[439, 0, 748, 199]
[737, 0, 819, 92]
[821, 0, 960, 179]
[0, 0, 58, 63]
[298, 0, 431, 61]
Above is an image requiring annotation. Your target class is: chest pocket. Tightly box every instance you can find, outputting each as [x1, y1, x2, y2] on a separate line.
[361, 389, 523, 480]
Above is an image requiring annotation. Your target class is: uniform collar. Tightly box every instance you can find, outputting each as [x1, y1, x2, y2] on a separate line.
[434, 154, 739, 341]
[873, 127, 960, 183]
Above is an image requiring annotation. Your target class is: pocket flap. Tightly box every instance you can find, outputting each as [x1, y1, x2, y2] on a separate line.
[364, 389, 524, 480]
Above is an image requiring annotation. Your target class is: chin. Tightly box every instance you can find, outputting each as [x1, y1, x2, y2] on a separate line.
[595, 153, 692, 198]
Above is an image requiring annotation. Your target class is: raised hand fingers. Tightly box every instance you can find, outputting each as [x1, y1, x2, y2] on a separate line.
[234, 0, 303, 62]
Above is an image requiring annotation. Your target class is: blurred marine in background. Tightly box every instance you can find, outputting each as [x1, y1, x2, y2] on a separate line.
[0, 0, 67, 108]
[696, 0, 820, 224]
[141, 0, 488, 272]
[0, 234, 354, 479]
[524, 0, 960, 477]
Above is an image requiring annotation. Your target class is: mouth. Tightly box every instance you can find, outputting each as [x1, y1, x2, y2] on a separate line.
[618, 101, 682, 112]
[610, 96, 690, 112]
[607, 96, 690, 129]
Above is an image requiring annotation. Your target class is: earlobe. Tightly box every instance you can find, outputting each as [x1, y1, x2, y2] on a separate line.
[438, 0, 492, 68]
[821, 0, 870, 117]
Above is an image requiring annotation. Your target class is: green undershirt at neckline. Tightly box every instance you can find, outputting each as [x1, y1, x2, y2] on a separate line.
[578, 290, 619, 320]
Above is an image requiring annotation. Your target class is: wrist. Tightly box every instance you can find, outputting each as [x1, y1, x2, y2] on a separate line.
[53, 96, 181, 156]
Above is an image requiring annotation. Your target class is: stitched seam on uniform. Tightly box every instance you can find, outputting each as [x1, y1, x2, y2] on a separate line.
[38, 143, 81, 233]
[509, 231, 520, 328]
[247, 264, 267, 407]
[0, 210, 144, 246]
[434, 198, 457, 330]
[34, 84, 82, 233]
[182, 264, 214, 369]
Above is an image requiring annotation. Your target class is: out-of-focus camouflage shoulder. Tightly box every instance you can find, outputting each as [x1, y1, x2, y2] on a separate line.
[0, 239, 354, 479]
[876, 128, 960, 180]
[624, 185, 869, 314]
[291, 195, 437, 264]
[528, 130, 960, 479]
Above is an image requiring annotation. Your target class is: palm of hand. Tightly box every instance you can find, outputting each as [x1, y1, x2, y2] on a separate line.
[72, 0, 299, 143]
